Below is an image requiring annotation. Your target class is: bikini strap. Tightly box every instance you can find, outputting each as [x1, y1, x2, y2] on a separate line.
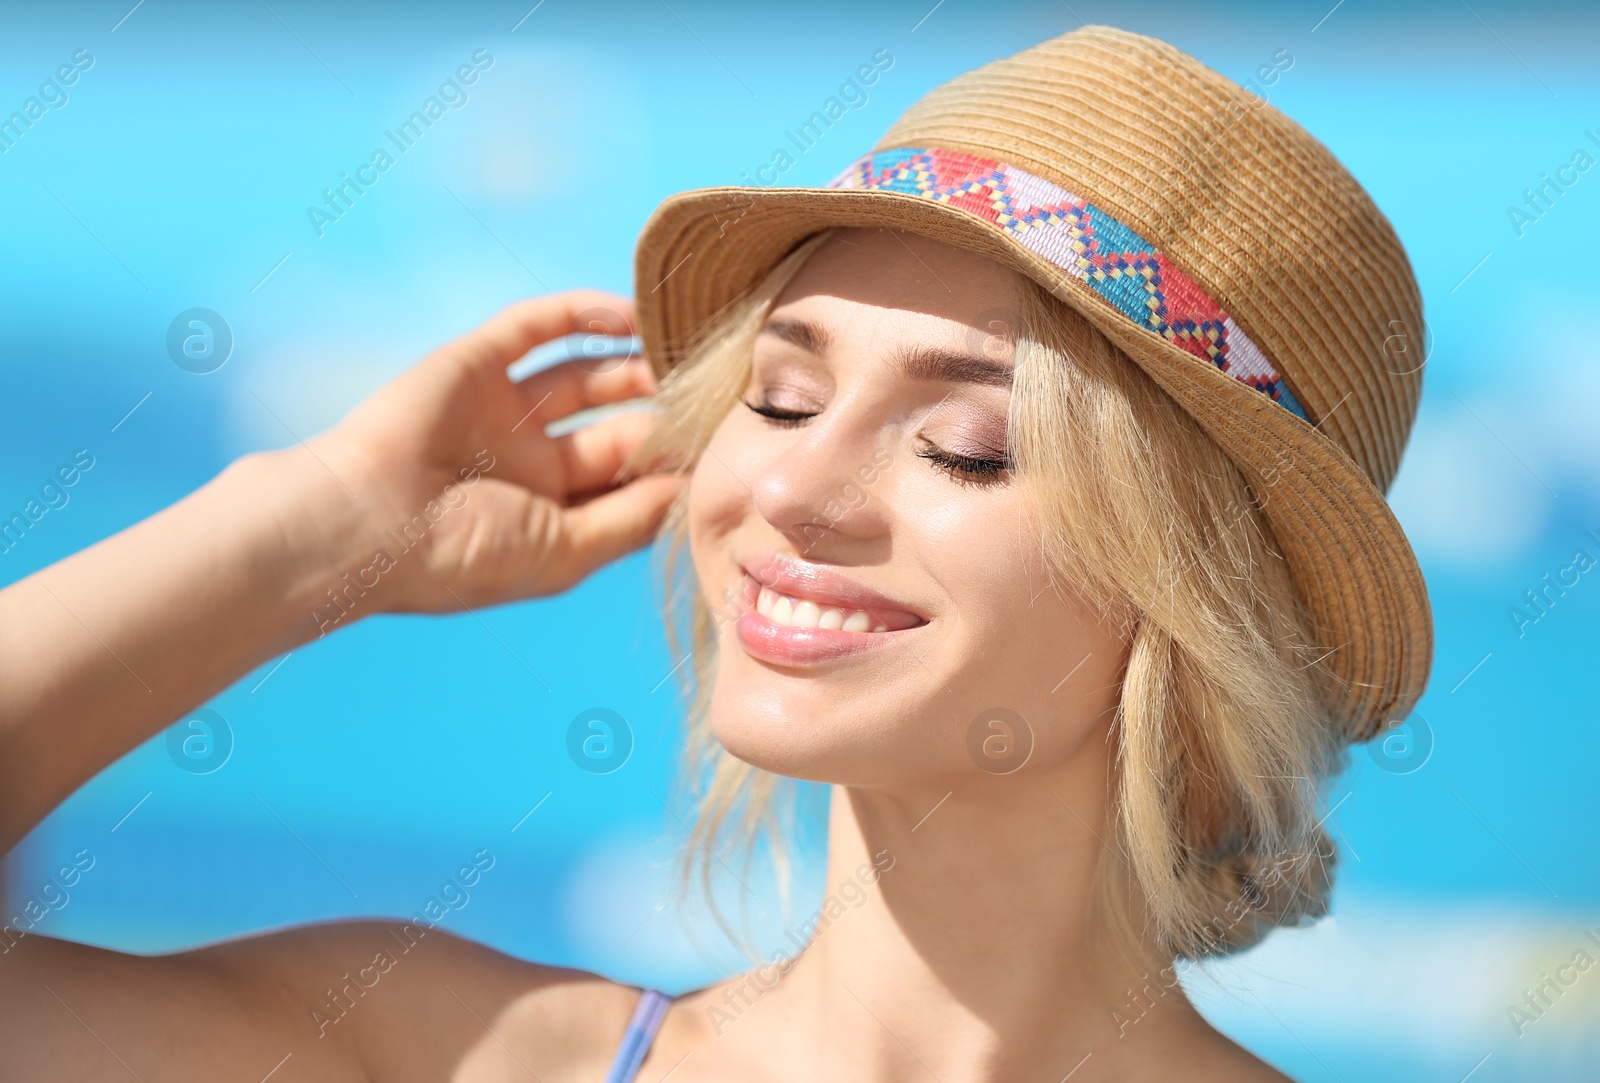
[602, 987, 673, 1083]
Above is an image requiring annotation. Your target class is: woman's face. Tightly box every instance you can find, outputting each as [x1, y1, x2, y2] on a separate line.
[686, 228, 1130, 787]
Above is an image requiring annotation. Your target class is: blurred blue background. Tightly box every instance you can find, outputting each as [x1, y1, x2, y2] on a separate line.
[2, 1, 1597, 1079]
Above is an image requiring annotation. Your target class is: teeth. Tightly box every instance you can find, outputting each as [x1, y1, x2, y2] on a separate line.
[754, 586, 893, 633]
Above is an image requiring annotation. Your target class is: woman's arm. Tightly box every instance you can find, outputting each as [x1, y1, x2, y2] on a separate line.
[0, 290, 685, 852]
[0, 920, 643, 1082]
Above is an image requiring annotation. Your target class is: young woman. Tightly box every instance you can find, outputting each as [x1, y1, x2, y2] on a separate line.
[0, 26, 1430, 1082]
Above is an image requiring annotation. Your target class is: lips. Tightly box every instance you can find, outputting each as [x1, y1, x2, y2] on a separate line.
[732, 551, 927, 666]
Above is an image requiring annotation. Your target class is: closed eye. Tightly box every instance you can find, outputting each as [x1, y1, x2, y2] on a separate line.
[742, 399, 814, 427]
[746, 398, 1009, 487]
[916, 444, 1010, 487]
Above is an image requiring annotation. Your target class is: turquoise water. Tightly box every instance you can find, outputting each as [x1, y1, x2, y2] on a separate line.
[2, 2, 1598, 1079]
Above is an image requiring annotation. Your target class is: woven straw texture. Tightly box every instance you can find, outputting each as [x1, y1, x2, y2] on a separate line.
[633, 25, 1432, 742]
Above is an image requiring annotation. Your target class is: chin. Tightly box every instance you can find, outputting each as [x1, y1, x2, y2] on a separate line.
[703, 641, 959, 787]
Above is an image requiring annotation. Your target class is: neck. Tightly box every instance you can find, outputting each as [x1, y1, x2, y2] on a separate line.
[726, 750, 1212, 1080]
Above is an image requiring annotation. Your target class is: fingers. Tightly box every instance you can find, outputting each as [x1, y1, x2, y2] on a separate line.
[553, 407, 668, 494]
[552, 474, 688, 587]
[489, 359, 660, 496]
[443, 290, 637, 375]
[515, 355, 659, 432]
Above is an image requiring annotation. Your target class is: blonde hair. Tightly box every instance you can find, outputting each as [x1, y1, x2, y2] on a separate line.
[641, 229, 1346, 962]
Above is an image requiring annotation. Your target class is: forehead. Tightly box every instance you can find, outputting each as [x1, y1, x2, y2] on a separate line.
[771, 228, 1024, 331]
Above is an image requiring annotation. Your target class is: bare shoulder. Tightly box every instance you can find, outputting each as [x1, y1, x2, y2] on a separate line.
[1176, 1023, 1297, 1082]
[0, 919, 643, 1083]
[1109, 1004, 1298, 1083]
[205, 919, 646, 1082]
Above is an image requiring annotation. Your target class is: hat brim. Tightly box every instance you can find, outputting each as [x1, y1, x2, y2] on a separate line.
[633, 183, 1432, 742]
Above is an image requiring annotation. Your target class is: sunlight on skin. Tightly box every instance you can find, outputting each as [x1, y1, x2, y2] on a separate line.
[646, 229, 1286, 1081]
[0, 239, 1287, 1080]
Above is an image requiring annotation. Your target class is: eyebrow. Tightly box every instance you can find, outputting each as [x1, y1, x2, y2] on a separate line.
[760, 317, 830, 354]
[758, 317, 1013, 389]
[891, 344, 1014, 389]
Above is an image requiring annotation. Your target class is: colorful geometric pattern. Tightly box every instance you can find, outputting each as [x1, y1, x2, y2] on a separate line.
[827, 147, 1308, 420]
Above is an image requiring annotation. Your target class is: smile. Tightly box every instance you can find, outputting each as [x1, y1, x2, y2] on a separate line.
[733, 553, 927, 666]
[754, 586, 890, 632]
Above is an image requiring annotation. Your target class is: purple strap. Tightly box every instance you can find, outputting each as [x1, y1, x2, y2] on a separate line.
[602, 988, 672, 1083]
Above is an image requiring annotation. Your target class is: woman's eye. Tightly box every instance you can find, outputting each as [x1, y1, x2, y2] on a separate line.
[743, 397, 1007, 487]
[742, 398, 816, 427]
[917, 443, 1011, 487]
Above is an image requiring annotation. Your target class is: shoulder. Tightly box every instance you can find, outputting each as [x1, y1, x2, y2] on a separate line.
[0, 921, 644, 1083]
[202, 919, 646, 1082]
[1111, 998, 1296, 1083]
[1171, 1025, 1297, 1083]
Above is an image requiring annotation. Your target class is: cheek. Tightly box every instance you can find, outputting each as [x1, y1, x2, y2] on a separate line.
[904, 478, 1032, 611]
[688, 415, 768, 604]
[686, 459, 733, 544]
[686, 424, 752, 571]
[910, 494, 1126, 765]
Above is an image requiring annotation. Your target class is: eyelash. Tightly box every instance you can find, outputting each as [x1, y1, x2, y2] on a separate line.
[917, 445, 1010, 486]
[741, 399, 1011, 487]
[742, 400, 811, 428]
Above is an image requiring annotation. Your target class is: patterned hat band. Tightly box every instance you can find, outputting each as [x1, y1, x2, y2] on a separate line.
[827, 147, 1308, 421]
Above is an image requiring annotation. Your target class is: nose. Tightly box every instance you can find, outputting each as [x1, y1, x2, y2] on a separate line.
[750, 407, 892, 557]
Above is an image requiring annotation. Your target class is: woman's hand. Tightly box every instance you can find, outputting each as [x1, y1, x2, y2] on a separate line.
[300, 290, 687, 620]
[0, 290, 686, 851]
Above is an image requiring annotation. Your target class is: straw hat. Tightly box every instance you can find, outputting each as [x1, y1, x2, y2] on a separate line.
[633, 25, 1431, 742]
